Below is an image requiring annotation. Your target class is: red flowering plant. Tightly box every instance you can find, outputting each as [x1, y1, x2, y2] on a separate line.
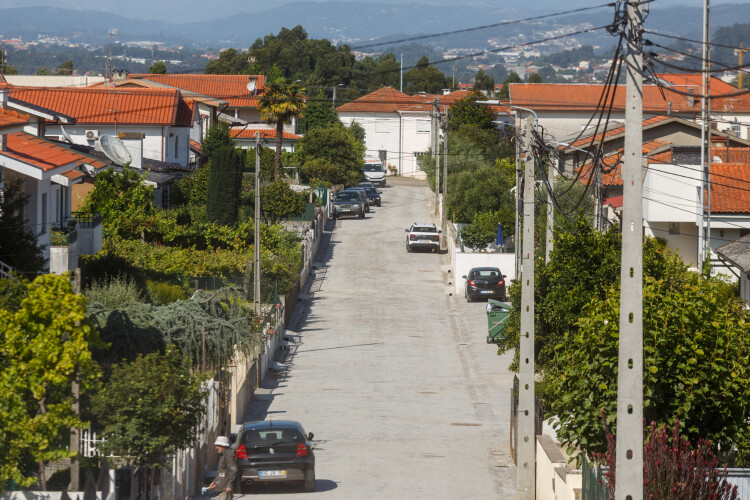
[596, 411, 738, 499]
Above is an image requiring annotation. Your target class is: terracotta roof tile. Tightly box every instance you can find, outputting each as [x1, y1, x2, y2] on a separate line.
[336, 87, 433, 113]
[8, 87, 193, 126]
[128, 74, 266, 108]
[2, 132, 108, 172]
[713, 147, 750, 164]
[709, 163, 750, 213]
[511, 77, 750, 114]
[189, 139, 202, 153]
[569, 115, 671, 149]
[578, 140, 671, 187]
[0, 107, 29, 128]
[230, 128, 301, 140]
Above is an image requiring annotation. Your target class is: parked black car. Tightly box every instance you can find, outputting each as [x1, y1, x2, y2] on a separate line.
[362, 186, 381, 207]
[342, 187, 371, 212]
[463, 267, 507, 302]
[233, 420, 316, 493]
[331, 190, 365, 219]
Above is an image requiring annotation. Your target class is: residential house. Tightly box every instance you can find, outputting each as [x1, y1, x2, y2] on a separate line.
[510, 74, 750, 141]
[716, 234, 750, 304]
[8, 86, 196, 171]
[230, 128, 302, 152]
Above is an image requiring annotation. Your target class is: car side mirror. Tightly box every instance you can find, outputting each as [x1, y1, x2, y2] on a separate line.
[462, 275, 467, 279]
[438, 229, 443, 233]
[308, 432, 314, 441]
[229, 433, 237, 445]
[404, 229, 409, 232]
[378, 191, 383, 194]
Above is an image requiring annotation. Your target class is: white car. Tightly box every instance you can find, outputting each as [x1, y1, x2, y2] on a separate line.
[363, 163, 386, 186]
[405, 223, 442, 252]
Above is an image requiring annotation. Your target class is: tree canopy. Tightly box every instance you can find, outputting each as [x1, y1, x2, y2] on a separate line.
[206, 146, 243, 226]
[298, 90, 339, 134]
[403, 55, 447, 94]
[258, 81, 307, 180]
[148, 61, 167, 74]
[260, 180, 306, 224]
[0, 180, 46, 275]
[473, 69, 495, 93]
[447, 90, 496, 131]
[296, 125, 365, 186]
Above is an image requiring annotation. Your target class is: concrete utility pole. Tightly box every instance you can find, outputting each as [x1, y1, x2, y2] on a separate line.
[441, 113, 448, 233]
[517, 115, 536, 499]
[434, 98, 440, 217]
[615, 1, 644, 498]
[254, 133, 261, 314]
[702, 0, 712, 269]
[546, 160, 554, 263]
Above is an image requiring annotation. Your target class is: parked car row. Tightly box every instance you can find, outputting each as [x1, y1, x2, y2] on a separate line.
[330, 181, 383, 219]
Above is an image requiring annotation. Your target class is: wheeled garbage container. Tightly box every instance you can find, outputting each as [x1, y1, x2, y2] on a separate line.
[486, 299, 512, 344]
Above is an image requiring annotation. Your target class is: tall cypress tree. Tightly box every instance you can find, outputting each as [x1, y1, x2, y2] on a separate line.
[206, 146, 243, 225]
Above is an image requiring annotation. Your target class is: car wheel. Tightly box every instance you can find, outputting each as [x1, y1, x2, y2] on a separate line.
[406, 243, 412, 252]
[304, 468, 316, 493]
[359, 210, 365, 219]
[466, 293, 472, 303]
[377, 202, 382, 207]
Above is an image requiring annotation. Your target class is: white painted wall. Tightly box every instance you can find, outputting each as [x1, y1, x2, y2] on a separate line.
[45, 124, 191, 167]
[338, 111, 432, 178]
[446, 223, 516, 295]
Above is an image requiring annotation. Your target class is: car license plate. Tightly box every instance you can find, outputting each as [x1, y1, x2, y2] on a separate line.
[420, 240, 430, 243]
[259, 470, 286, 477]
[481, 290, 493, 294]
[341, 208, 351, 212]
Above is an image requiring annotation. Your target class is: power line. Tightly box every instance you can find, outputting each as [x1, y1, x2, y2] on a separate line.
[642, 30, 749, 51]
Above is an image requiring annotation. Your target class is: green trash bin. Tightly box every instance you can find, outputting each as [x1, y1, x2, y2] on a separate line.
[486, 299, 512, 345]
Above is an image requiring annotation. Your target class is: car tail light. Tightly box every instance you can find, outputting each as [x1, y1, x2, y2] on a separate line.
[410, 234, 416, 240]
[433, 236, 439, 241]
[468, 279, 475, 286]
[497, 280, 505, 287]
[235, 445, 247, 459]
[296, 443, 308, 457]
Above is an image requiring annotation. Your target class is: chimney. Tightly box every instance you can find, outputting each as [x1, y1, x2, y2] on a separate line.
[687, 88, 695, 108]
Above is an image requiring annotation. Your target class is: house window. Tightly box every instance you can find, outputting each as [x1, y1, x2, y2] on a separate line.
[41, 193, 47, 234]
[175, 136, 179, 159]
[162, 185, 171, 209]
[416, 120, 431, 134]
[376, 120, 389, 133]
[731, 122, 741, 137]
[414, 152, 425, 158]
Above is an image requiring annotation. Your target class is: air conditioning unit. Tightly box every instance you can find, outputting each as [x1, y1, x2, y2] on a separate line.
[85, 130, 99, 141]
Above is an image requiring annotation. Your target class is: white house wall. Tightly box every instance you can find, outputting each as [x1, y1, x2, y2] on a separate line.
[44, 124, 191, 167]
[338, 111, 431, 178]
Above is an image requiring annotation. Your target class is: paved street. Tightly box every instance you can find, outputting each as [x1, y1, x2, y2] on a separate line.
[239, 178, 517, 498]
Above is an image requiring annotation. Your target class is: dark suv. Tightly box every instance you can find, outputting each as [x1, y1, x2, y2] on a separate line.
[331, 190, 365, 219]
[233, 420, 316, 493]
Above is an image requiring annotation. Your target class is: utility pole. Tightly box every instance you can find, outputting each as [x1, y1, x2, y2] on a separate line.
[434, 98, 440, 217]
[517, 115, 536, 499]
[254, 133, 261, 314]
[545, 159, 554, 263]
[441, 111, 448, 234]
[400, 53, 404, 93]
[703, 0, 712, 270]
[69, 267, 81, 492]
[615, 1, 644, 498]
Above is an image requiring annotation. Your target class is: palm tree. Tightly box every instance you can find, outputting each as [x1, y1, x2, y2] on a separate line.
[258, 81, 307, 180]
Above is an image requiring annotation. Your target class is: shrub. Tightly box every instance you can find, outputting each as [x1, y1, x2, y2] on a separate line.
[260, 180, 306, 224]
[206, 146, 243, 226]
[146, 280, 187, 305]
[84, 275, 145, 308]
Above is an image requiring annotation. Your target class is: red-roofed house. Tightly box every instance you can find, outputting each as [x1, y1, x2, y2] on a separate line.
[9, 86, 197, 168]
[230, 128, 302, 152]
[510, 74, 750, 141]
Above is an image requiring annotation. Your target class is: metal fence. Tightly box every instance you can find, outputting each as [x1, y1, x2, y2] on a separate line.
[582, 457, 610, 500]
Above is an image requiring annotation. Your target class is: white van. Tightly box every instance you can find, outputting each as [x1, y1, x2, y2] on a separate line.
[363, 163, 386, 186]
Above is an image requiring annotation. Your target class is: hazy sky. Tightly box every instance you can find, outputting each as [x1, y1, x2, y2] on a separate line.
[1, 0, 745, 24]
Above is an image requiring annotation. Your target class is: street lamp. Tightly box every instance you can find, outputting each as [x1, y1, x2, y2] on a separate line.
[332, 83, 344, 106]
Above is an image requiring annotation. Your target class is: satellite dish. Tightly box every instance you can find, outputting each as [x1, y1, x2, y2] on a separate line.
[60, 126, 74, 144]
[98, 135, 132, 166]
[247, 79, 257, 93]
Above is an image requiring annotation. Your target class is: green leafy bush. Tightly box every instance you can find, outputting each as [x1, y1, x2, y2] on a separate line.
[260, 180, 306, 224]
[146, 280, 187, 305]
[460, 211, 506, 251]
[84, 275, 146, 308]
[207, 146, 243, 225]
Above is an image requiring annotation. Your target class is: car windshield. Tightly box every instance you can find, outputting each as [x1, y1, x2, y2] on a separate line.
[243, 427, 303, 446]
[365, 187, 378, 195]
[412, 226, 436, 233]
[336, 192, 359, 202]
[364, 164, 383, 172]
[471, 269, 501, 278]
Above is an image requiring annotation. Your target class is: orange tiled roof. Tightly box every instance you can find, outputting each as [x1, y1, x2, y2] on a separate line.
[2, 132, 108, 172]
[230, 128, 301, 140]
[510, 80, 750, 114]
[9, 87, 193, 126]
[712, 147, 750, 164]
[0, 107, 29, 128]
[569, 116, 672, 149]
[709, 163, 750, 213]
[128, 74, 266, 109]
[189, 139, 202, 153]
[336, 87, 434, 113]
[656, 73, 738, 94]
[578, 140, 671, 187]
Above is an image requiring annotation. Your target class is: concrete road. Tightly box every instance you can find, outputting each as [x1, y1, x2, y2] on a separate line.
[239, 178, 517, 498]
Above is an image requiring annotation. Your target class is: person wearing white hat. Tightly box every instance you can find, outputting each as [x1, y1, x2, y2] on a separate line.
[209, 436, 237, 500]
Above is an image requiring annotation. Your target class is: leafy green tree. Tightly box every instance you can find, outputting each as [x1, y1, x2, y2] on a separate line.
[206, 146, 243, 225]
[258, 81, 307, 180]
[403, 56, 447, 94]
[79, 166, 155, 238]
[55, 60, 73, 76]
[0, 180, 46, 274]
[148, 61, 167, 74]
[446, 157, 515, 224]
[91, 349, 207, 467]
[527, 72, 543, 83]
[447, 90, 495, 131]
[204, 48, 249, 75]
[460, 211, 506, 251]
[0, 274, 102, 490]
[352, 53, 400, 90]
[473, 69, 495, 93]
[548, 273, 750, 460]
[498, 71, 522, 99]
[348, 120, 365, 145]
[202, 123, 234, 161]
[246, 145, 276, 183]
[36, 66, 52, 75]
[260, 180, 306, 224]
[298, 90, 338, 133]
[296, 125, 364, 186]
[174, 163, 211, 207]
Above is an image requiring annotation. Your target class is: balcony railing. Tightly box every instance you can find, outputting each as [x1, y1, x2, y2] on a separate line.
[50, 228, 77, 247]
[70, 211, 102, 229]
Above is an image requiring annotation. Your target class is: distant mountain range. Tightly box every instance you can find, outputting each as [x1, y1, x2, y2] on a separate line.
[0, 2, 748, 48]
